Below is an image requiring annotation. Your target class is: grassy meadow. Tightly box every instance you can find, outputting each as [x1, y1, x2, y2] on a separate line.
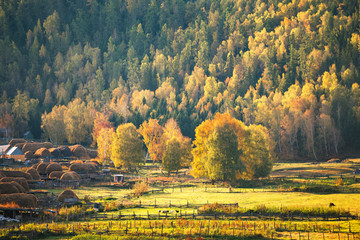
[2, 160, 360, 239]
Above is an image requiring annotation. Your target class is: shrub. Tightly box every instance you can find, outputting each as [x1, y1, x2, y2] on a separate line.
[132, 182, 149, 197]
[335, 178, 343, 186]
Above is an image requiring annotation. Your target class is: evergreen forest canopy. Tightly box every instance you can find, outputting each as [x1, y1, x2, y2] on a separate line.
[1, 0, 360, 161]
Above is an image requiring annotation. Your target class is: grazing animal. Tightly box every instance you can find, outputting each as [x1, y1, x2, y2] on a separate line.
[170, 210, 175, 213]
[176, 210, 179, 213]
[329, 202, 335, 207]
[161, 210, 169, 213]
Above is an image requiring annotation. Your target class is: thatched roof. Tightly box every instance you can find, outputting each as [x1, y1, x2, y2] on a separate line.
[69, 145, 89, 159]
[0, 193, 38, 208]
[57, 146, 72, 157]
[60, 171, 81, 181]
[45, 163, 62, 174]
[49, 148, 62, 158]
[49, 171, 64, 179]
[0, 171, 32, 180]
[0, 177, 29, 191]
[36, 163, 49, 175]
[87, 149, 98, 159]
[24, 151, 34, 159]
[26, 168, 40, 180]
[57, 190, 79, 203]
[15, 143, 26, 150]
[8, 181, 26, 193]
[22, 142, 53, 153]
[0, 182, 22, 194]
[69, 163, 97, 173]
[9, 139, 26, 147]
[34, 148, 51, 158]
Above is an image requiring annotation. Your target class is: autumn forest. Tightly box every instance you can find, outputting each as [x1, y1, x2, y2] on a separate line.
[1, 0, 360, 163]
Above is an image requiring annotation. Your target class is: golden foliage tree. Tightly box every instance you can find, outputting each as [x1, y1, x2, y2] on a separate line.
[97, 127, 115, 165]
[111, 123, 144, 170]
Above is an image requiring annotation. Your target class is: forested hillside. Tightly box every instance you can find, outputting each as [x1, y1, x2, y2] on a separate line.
[1, 0, 360, 161]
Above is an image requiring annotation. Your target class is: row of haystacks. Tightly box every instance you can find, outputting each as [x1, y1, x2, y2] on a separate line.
[0, 193, 38, 208]
[0, 165, 38, 208]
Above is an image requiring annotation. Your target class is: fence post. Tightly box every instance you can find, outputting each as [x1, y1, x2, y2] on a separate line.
[170, 200, 171, 208]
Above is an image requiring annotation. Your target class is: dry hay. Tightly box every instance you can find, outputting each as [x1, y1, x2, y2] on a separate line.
[0, 193, 38, 208]
[69, 145, 89, 159]
[0, 171, 32, 180]
[24, 151, 34, 159]
[0, 177, 29, 192]
[26, 168, 40, 180]
[8, 181, 26, 193]
[34, 148, 51, 158]
[45, 163, 62, 174]
[57, 190, 79, 203]
[85, 160, 100, 167]
[60, 171, 81, 181]
[0, 182, 22, 194]
[36, 162, 49, 175]
[70, 160, 83, 165]
[57, 146, 72, 157]
[49, 148, 62, 158]
[69, 163, 97, 173]
[22, 142, 53, 153]
[49, 171, 64, 179]
[327, 158, 341, 163]
[9, 139, 26, 147]
[87, 149, 98, 159]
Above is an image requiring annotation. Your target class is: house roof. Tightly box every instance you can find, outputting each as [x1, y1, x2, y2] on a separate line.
[5, 146, 24, 156]
[0, 145, 10, 155]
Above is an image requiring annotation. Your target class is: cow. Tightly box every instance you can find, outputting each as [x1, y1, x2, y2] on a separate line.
[329, 202, 335, 207]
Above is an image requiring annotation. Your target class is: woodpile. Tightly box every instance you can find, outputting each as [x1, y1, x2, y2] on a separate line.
[49, 148, 62, 158]
[0, 182, 24, 194]
[26, 168, 40, 180]
[34, 148, 51, 158]
[24, 151, 34, 159]
[69, 145, 89, 159]
[9, 139, 26, 147]
[57, 146, 72, 157]
[0, 171, 32, 180]
[0, 193, 38, 208]
[60, 171, 81, 181]
[36, 163, 49, 175]
[49, 171, 64, 179]
[0, 177, 29, 191]
[69, 163, 97, 173]
[22, 142, 53, 153]
[45, 163, 62, 174]
[57, 190, 79, 203]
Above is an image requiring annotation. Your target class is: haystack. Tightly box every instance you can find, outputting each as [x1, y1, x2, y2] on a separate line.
[69, 163, 97, 173]
[0, 177, 29, 191]
[26, 168, 40, 180]
[0, 171, 32, 180]
[49, 171, 64, 179]
[36, 162, 49, 175]
[70, 160, 83, 165]
[57, 190, 79, 203]
[57, 146, 72, 157]
[34, 148, 51, 158]
[0, 182, 22, 194]
[87, 149, 98, 159]
[85, 160, 100, 167]
[60, 171, 81, 181]
[45, 163, 62, 174]
[49, 148, 62, 158]
[0, 193, 38, 208]
[69, 145, 89, 159]
[9, 139, 26, 147]
[24, 151, 34, 159]
[22, 142, 53, 153]
[8, 181, 26, 193]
